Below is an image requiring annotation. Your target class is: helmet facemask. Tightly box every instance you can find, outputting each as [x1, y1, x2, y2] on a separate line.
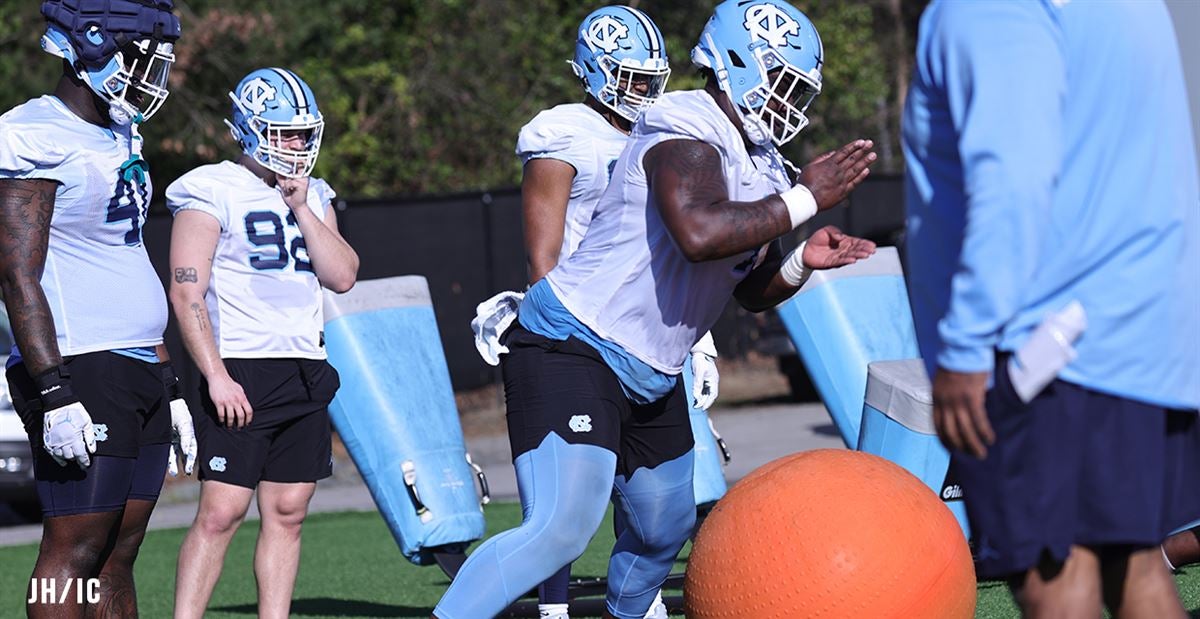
[232, 97, 324, 178]
[100, 37, 175, 125]
[739, 47, 820, 147]
[596, 56, 670, 123]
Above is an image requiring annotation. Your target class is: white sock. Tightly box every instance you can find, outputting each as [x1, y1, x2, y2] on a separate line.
[644, 590, 666, 618]
[539, 603, 570, 618]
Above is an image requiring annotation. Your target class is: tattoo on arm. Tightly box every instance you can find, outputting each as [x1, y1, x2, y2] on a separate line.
[190, 302, 208, 333]
[648, 140, 790, 260]
[0, 180, 60, 372]
[174, 267, 198, 283]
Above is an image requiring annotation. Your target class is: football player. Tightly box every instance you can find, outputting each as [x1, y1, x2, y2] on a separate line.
[0, 0, 188, 616]
[515, 7, 677, 618]
[437, 1, 877, 618]
[167, 68, 358, 619]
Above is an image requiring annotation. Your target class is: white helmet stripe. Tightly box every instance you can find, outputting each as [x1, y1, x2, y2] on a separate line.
[621, 6, 661, 59]
[271, 67, 309, 115]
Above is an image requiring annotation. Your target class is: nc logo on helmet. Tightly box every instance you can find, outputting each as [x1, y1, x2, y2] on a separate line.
[586, 15, 629, 54]
[238, 77, 278, 115]
[744, 4, 800, 48]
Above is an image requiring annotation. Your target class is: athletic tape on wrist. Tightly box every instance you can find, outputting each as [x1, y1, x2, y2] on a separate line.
[779, 184, 817, 229]
[780, 241, 811, 287]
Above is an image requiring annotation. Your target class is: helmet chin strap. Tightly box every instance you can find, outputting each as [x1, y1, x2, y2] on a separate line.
[105, 100, 136, 126]
[734, 101, 771, 147]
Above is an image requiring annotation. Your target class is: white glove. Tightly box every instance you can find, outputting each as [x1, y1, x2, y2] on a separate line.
[168, 398, 197, 476]
[43, 403, 96, 469]
[690, 332, 720, 411]
[471, 290, 525, 366]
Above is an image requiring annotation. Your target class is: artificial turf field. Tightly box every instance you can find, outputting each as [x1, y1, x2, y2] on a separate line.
[0, 504, 1197, 618]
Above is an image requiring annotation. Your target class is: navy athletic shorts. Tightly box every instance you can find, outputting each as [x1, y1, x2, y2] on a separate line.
[196, 358, 338, 488]
[7, 352, 171, 516]
[500, 325, 693, 477]
[953, 354, 1200, 578]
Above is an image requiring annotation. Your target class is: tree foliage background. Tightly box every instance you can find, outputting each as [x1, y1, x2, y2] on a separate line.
[0, 0, 927, 201]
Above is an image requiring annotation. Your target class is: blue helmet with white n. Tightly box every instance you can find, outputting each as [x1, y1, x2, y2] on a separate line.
[691, 0, 823, 147]
[226, 68, 325, 178]
[40, 0, 181, 126]
[570, 6, 670, 123]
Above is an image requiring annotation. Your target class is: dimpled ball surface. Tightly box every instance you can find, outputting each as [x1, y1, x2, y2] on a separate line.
[684, 449, 975, 618]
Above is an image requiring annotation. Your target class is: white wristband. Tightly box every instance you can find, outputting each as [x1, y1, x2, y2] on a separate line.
[779, 184, 817, 230]
[779, 241, 811, 287]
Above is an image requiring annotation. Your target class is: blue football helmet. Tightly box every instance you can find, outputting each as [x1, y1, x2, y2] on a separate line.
[570, 6, 670, 123]
[225, 68, 325, 178]
[691, 0, 823, 146]
[40, 0, 181, 125]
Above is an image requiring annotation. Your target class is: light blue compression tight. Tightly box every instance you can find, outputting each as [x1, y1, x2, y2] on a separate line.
[607, 449, 696, 618]
[433, 432, 695, 619]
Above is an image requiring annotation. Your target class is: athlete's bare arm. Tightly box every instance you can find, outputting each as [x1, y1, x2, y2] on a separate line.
[521, 158, 575, 284]
[645, 138, 875, 262]
[169, 210, 253, 428]
[645, 139, 789, 262]
[0, 178, 61, 374]
[277, 176, 358, 293]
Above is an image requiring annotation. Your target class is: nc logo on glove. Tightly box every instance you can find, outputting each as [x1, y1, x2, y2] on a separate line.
[568, 415, 593, 433]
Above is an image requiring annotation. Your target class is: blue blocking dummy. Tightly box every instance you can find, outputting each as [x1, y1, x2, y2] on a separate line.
[775, 247, 919, 447]
[323, 276, 486, 565]
[682, 360, 728, 507]
[856, 359, 970, 537]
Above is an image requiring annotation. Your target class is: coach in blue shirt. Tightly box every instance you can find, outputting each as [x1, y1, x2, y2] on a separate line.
[904, 0, 1199, 615]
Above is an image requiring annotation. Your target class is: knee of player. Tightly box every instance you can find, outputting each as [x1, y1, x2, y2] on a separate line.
[110, 528, 150, 561]
[271, 490, 313, 517]
[536, 512, 598, 564]
[650, 516, 695, 554]
[60, 540, 108, 573]
[194, 505, 248, 536]
[635, 503, 696, 554]
[263, 503, 310, 530]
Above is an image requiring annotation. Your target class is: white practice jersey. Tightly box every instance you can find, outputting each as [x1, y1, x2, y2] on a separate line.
[516, 103, 628, 260]
[0, 95, 167, 355]
[167, 161, 335, 359]
[546, 90, 793, 374]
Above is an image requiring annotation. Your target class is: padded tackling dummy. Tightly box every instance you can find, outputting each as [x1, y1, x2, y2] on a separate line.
[775, 247, 919, 447]
[857, 359, 970, 537]
[323, 276, 486, 565]
[682, 360, 728, 507]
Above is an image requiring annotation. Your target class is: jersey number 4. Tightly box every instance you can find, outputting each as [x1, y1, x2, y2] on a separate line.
[244, 211, 313, 272]
[106, 158, 150, 246]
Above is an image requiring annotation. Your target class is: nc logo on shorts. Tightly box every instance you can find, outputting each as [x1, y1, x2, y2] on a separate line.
[92, 424, 108, 442]
[209, 456, 228, 472]
[568, 415, 593, 433]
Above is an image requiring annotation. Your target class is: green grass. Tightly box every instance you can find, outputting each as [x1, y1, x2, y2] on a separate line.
[0, 505, 1196, 618]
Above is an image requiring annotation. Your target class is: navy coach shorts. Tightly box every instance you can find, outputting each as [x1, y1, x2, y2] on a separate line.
[953, 355, 1200, 578]
[500, 325, 693, 478]
[196, 358, 339, 489]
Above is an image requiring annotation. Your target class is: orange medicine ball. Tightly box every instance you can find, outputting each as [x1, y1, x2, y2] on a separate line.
[685, 449, 975, 618]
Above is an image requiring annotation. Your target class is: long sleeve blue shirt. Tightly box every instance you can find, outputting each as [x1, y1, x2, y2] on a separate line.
[903, 0, 1199, 410]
